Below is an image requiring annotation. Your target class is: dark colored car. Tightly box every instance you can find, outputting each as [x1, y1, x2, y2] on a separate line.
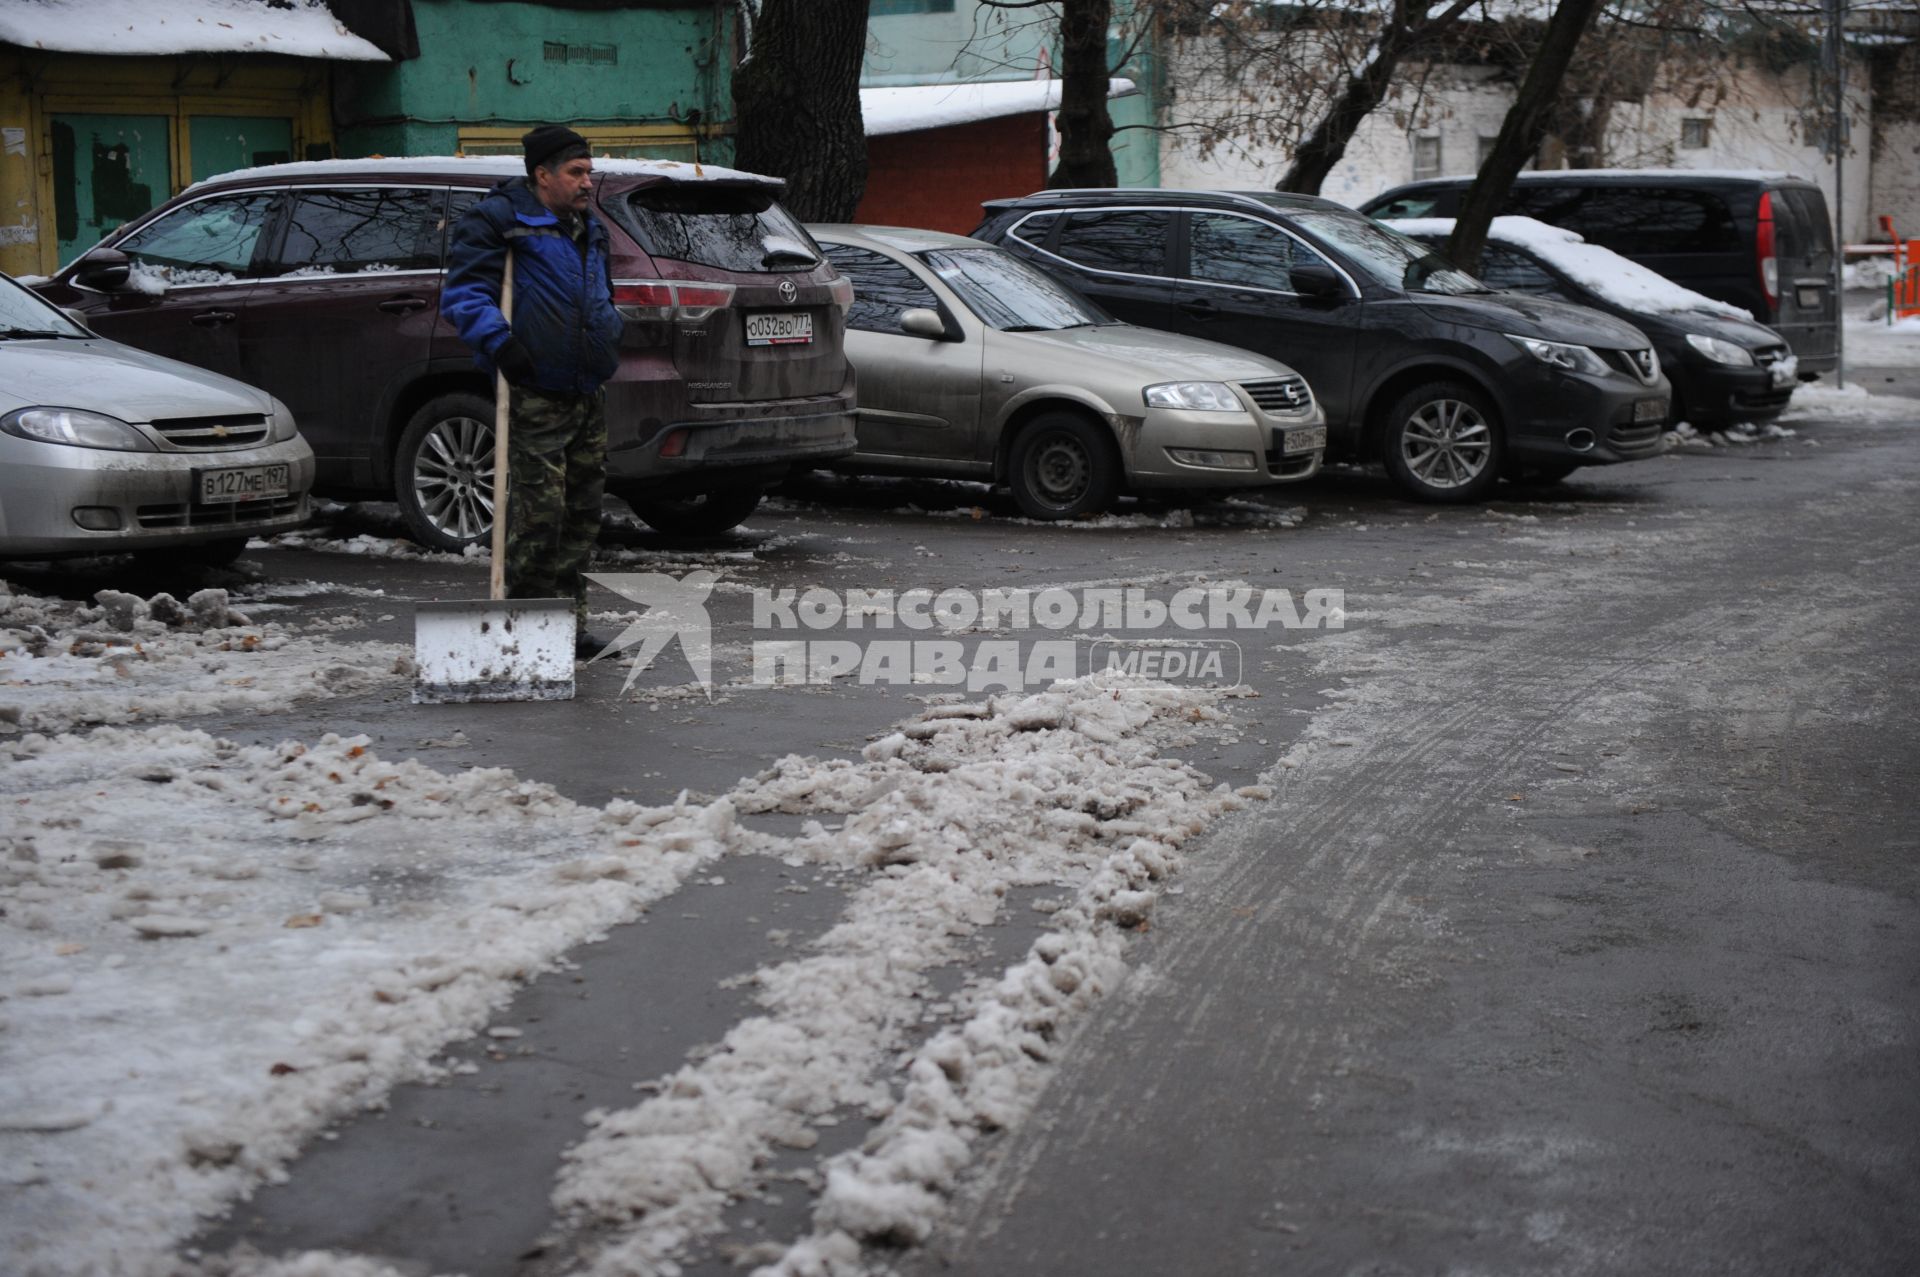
[34, 157, 857, 546]
[974, 189, 1672, 502]
[1357, 170, 1838, 377]
[1390, 216, 1799, 429]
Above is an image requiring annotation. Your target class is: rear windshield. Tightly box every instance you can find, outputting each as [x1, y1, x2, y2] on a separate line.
[1775, 188, 1835, 258]
[609, 185, 818, 273]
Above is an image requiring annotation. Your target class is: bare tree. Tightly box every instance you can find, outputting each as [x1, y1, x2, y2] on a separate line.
[731, 0, 871, 221]
[1447, 0, 1606, 272]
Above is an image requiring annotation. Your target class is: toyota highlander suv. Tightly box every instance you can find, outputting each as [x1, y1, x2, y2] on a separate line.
[35, 156, 857, 545]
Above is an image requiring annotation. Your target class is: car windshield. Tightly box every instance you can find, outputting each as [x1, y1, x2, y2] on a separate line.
[1286, 208, 1488, 296]
[918, 246, 1110, 331]
[0, 275, 86, 338]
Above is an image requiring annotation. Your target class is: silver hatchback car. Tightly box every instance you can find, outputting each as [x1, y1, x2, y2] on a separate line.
[810, 226, 1326, 519]
[0, 273, 314, 563]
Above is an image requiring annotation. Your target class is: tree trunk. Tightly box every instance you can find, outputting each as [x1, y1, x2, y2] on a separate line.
[1446, 0, 1604, 273]
[1049, 0, 1118, 189]
[1278, 0, 1477, 195]
[731, 0, 870, 222]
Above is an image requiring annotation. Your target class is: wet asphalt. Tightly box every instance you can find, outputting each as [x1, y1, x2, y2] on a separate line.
[6, 380, 1918, 1276]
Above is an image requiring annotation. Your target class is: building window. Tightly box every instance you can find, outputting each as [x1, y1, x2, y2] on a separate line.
[1681, 118, 1711, 150]
[870, 0, 956, 14]
[1412, 135, 1442, 181]
[457, 125, 703, 165]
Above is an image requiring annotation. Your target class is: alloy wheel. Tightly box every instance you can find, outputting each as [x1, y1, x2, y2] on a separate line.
[1400, 399, 1492, 490]
[411, 415, 496, 542]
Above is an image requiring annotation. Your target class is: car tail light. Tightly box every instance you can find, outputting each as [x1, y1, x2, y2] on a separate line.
[612, 280, 674, 320]
[673, 283, 735, 322]
[658, 428, 689, 458]
[827, 276, 854, 314]
[1756, 192, 1778, 310]
[612, 279, 735, 323]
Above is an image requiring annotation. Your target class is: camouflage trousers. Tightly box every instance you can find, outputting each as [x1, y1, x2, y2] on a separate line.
[505, 385, 606, 625]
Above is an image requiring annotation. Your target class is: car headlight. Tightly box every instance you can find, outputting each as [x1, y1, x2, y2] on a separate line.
[1685, 334, 1755, 367]
[1144, 381, 1243, 412]
[268, 397, 300, 442]
[1, 406, 155, 452]
[1505, 334, 1611, 377]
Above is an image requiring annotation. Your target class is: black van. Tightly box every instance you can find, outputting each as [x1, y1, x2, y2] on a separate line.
[1358, 171, 1837, 377]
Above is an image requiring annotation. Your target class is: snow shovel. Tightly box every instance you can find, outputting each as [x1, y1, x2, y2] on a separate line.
[413, 258, 577, 703]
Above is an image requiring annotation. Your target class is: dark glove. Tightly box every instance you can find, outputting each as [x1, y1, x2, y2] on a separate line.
[495, 337, 537, 387]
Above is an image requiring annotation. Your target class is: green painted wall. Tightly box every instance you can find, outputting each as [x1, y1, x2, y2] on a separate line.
[334, 0, 733, 162]
[860, 0, 1161, 187]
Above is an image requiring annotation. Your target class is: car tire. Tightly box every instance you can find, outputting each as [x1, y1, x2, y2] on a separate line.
[1008, 411, 1121, 520]
[1380, 381, 1504, 503]
[627, 487, 763, 535]
[395, 392, 496, 552]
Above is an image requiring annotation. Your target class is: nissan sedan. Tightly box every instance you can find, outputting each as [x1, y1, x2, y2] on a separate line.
[809, 225, 1325, 519]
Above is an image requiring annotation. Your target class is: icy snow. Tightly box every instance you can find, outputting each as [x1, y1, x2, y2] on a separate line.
[861, 78, 1139, 138]
[1843, 312, 1920, 367]
[549, 675, 1250, 1275]
[0, 728, 747, 1277]
[0, 587, 405, 735]
[1387, 216, 1753, 320]
[0, 0, 388, 62]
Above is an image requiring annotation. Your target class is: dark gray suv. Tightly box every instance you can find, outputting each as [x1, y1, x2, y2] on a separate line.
[974, 189, 1673, 502]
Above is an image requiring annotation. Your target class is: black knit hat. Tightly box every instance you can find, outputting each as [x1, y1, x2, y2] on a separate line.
[522, 125, 590, 176]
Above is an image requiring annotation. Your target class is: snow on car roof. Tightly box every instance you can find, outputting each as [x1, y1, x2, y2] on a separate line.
[185, 154, 779, 194]
[860, 78, 1137, 138]
[1387, 216, 1754, 320]
[0, 0, 387, 61]
[810, 224, 980, 254]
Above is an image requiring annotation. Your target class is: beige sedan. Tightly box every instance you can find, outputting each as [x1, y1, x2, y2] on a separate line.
[809, 225, 1326, 519]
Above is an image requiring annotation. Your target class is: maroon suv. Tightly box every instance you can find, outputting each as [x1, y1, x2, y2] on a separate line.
[35, 157, 857, 546]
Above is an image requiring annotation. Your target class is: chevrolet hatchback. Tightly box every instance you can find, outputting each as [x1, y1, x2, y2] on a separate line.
[35, 157, 857, 547]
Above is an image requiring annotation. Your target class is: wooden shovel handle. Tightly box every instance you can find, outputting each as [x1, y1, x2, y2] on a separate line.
[489, 258, 514, 601]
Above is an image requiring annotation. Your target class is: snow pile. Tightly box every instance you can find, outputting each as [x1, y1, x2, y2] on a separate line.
[0, 587, 405, 735]
[1842, 312, 1920, 367]
[1842, 256, 1897, 291]
[861, 78, 1138, 138]
[550, 676, 1252, 1275]
[188, 155, 776, 197]
[1781, 382, 1918, 425]
[1387, 216, 1753, 320]
[0, 728, 746, 1277]
[0, 0, 387, 61]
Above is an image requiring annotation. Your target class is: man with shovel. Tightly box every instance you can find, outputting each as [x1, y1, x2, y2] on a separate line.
[442, 125, 623, 658]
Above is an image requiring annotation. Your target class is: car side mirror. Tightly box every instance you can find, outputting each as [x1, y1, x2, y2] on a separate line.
[73, 248, 131, 291]
[899, 307, 948, 340]
[1290, 263, 1346, 302]
[62, 308, 94, 331]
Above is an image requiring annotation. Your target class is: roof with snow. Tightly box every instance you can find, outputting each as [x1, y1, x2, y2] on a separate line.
[861, 78, 1138, 138]
[186, 154, 777, 194]
[0, 0, 388, 62]
[1387, 215, 1754, 320]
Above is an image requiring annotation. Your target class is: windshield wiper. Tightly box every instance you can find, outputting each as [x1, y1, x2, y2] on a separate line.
[0, 327, 75, 339]
[999, 324, 1053, 333]
[761, 248, 818, 268]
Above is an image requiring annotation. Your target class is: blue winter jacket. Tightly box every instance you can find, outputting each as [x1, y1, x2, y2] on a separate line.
[441, 177, 623, 396]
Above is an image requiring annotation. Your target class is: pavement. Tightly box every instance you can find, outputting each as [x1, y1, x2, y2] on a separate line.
[7, 393, 1918, 1276]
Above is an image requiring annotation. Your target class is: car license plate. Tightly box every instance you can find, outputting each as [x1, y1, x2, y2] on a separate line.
[197, 463, 290, 505]
[1633, 399, 1668, 423]
[1281, 425, 1326, 455]
[1769, 354, 1799, 388]
[746, 311, 812, 346]
[1795, 284, 1823, 309]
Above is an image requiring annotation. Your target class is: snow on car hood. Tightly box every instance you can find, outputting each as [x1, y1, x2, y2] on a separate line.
[1007, 323, 1303, 385]
[0, 337, 273, 422]
[1413, 290, 1652, 350]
